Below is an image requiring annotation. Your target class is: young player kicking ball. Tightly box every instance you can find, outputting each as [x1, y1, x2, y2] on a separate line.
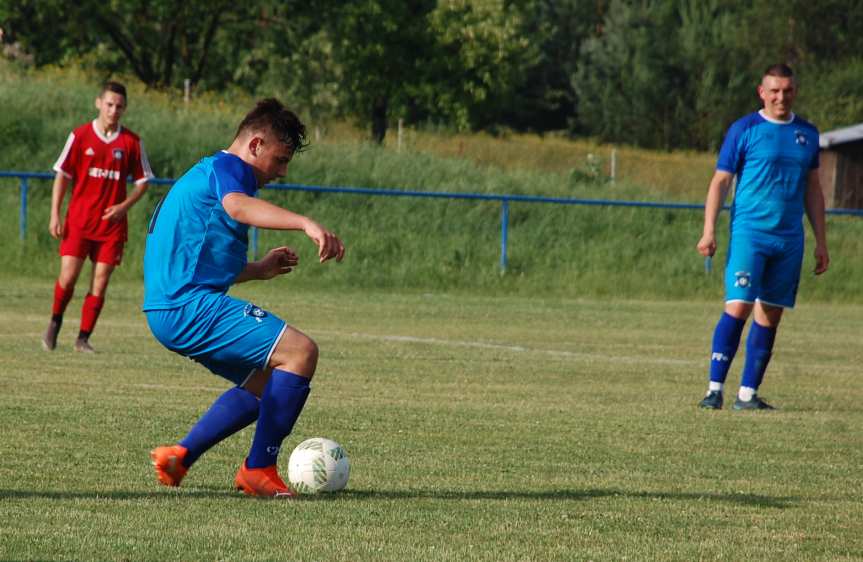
[143, 99, 344, 497]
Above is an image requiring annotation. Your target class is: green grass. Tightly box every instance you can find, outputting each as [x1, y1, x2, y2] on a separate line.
[1, 279, 862, 561]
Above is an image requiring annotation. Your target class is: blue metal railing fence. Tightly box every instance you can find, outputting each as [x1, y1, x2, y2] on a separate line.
[4, 170, 862, 271]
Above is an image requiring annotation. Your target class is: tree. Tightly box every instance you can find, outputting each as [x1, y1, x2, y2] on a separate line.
[503, 0, 602, 132]
[575, 0, 690, 149]
[325, 0, 437, 143]
[0, 0, 302, 90]
[420, 0, 534, 131]
[676, 0, 753, 150]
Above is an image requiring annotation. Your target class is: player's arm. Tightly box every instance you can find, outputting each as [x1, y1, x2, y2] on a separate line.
[804, 169, 829, 275]
[696, 170, 734, 257]
[103, 180, 150, 222]
[49, 173, 70, 239]
[235, 246, 299, 283]
[222, 191, 345, 263]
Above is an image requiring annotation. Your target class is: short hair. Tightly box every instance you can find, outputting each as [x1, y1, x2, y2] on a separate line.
[235, 98, 308, 154]
[763, 63, 794, 79]
[100, 80, 127, 101]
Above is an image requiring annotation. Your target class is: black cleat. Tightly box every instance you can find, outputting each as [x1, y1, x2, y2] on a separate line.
[698, 390, 723, 410]
[42, 319, 61, 351]
[74, 338, 96, 354]
[732, 394, 775, 411]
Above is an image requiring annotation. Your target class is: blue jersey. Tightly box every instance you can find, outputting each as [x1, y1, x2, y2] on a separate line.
[716, 111, 819, 239]
[143, 151, 259, 310]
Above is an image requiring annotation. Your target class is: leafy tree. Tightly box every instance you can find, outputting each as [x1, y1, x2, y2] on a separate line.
[797, 57, 863, 131]
[0, 0, 308, 90]
[325, 0, 437, 143]
[0, 0, 88, 65]
[504, 0, 602, 132]
[418, 0, 533, 131]
[676, 0, 753, 150]
[4, 0, 863, 148]
[575, 0, 690, 149]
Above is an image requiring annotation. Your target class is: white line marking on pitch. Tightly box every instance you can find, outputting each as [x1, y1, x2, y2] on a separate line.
[314, 330, 695, 366]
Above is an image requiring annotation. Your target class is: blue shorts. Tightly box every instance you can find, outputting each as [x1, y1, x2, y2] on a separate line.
[724, 232, 804, 309]
[145, 292, 287, 385]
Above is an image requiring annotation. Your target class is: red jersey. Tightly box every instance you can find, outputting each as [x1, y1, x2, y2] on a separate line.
[53, 120, 154, 242]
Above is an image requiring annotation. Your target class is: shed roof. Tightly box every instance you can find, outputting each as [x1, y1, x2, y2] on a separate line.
[820, 122, 863, 148]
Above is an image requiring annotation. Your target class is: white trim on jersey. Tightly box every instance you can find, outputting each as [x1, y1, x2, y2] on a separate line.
[758, 109, 795, 125]
[136, 140, 155, 183]
[52, 132, 76, 179]
[90, 120, 122, 144]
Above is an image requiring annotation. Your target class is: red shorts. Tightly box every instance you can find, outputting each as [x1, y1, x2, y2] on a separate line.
[59, 235, 125, 265]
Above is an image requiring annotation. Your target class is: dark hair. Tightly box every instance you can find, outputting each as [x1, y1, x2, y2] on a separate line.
[763, 63, 794, 79]
[100, 80, 127, 101]
[235, 98, 308, 154]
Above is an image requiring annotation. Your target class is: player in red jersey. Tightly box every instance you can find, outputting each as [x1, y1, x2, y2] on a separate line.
[42, 81, 154, 353]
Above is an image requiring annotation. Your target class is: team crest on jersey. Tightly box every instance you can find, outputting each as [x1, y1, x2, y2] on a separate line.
[794, 130, 807, 145]
[734, 271, 751, 288]
[243, 303, 267, 323]
[113, 148, 124, 160]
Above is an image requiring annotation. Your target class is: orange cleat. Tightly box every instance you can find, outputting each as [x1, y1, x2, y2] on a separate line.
[150, 445, 189, 487]
[234, 460, 295, 498]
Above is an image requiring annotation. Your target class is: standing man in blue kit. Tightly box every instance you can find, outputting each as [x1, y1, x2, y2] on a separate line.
[696, 63, 829, 411]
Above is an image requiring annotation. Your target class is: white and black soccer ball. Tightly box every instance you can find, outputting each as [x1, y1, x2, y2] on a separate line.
[287, 437, 350, 494]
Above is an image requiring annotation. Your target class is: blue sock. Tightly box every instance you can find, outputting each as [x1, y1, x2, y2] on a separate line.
[740, 321, 777, 392]
[247, 370, 311, 469]
[179, 386, 260, 468]
[709, 312, 746, 385]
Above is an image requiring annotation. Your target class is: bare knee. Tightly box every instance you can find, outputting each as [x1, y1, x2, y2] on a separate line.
[753, 302, 784, 328]
[296, 337, 319, 373]
[724, 301, 753, 320]
[270, 329, 319, 378]
[58, 256, 85, 289]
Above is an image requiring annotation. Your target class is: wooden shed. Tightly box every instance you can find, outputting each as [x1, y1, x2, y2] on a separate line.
[819, 123, 863, 209]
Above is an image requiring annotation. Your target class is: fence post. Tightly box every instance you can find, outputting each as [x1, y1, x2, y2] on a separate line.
[610, 148, 617, 184]
[500, 199, 509, 272]
[184, 79, 191, 104]
[397, 118, 404, 152]
[19, 176, 29, 241]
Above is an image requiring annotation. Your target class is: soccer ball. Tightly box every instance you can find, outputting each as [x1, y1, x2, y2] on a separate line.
[287, 437, 350, 494]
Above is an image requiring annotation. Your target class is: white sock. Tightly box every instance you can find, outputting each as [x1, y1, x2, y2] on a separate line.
[708, 381, 724, 393]
[738, 386, 755, 401]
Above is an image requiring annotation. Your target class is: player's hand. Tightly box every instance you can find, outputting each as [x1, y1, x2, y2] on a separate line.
[102, 204, 128, 223]
[304, 221, 345, 263]
[813, 244, 829, 275]
[48, 213, 63, 239]
[258, 246, 299, 280]
[696, 233, 716, 257]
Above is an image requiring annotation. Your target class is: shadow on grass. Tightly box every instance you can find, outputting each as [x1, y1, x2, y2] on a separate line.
[0, 487, 798, 508]
[337, 488, 798, 508]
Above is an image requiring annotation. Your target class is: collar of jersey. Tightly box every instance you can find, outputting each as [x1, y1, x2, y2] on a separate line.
[90, 120, 123, 144]
[758, 109, 795, 125]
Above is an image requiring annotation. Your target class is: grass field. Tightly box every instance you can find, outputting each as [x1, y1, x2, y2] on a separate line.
[1, 278, 861, 561]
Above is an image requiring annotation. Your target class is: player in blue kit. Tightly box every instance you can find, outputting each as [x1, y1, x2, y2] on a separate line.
[696, 63, 829, 411]
[144, 99, 345, 497]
